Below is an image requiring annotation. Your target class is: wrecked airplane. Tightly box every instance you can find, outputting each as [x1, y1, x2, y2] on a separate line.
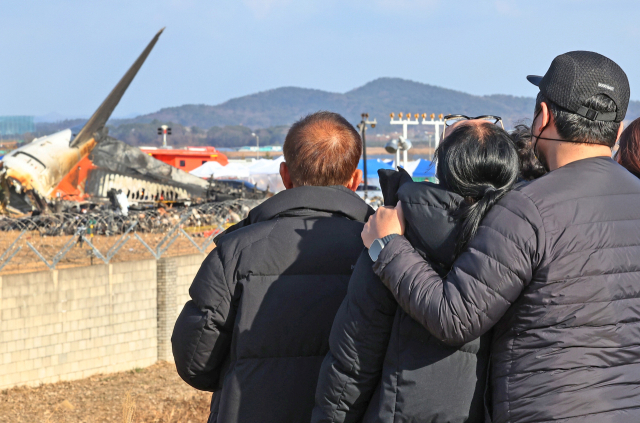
[1, 29, 166, 214]
[0, 29, 264, 216]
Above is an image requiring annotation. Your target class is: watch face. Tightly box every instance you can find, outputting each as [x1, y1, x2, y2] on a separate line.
[369, 238, 384, 262]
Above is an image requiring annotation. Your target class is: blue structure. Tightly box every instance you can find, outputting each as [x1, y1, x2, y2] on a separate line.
[238, 145, 283, 152]
[412, 159, 436, 178]
[0, 116, 35, 136]
[357, 159, 394, 179]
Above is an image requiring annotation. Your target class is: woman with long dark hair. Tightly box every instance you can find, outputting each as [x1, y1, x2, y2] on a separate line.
[312, 120, 520, 423]
[616, 117, 640, 178]
[510, 123, 547, 181]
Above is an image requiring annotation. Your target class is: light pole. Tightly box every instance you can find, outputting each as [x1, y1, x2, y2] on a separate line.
[357, 113, 377, 200]
[251, 132, 260, 160]
[421, 113, 444, 158]
[157, 125, 171, 147]
[385, 138, 401, 167]
[389, 113, 418, 167]
[384, 137, 412, 168]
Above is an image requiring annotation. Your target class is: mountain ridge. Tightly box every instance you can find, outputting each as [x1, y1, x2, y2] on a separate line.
[29, 78, 640, 149]
[109, 77, 640, 130]
[111, 78, 542, 129]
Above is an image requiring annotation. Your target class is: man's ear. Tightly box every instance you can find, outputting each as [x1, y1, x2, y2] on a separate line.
[345, 169, 363, 192]
[616, 121, 625, 143]
[536, 102, 551, 133]
[279, 162, 295, 190]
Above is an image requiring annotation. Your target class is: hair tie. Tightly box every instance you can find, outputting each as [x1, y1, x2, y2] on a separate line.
[483, 186, 498, 195]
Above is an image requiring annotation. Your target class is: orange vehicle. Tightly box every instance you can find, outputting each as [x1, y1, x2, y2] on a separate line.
[139, 146, 228, 172]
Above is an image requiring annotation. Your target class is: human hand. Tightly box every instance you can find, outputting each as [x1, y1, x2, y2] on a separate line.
[361, 201, 405, 249]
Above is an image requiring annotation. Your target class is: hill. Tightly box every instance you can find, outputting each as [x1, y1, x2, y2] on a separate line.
[116, 78, 539, 130]
[32, 78, 640, 148]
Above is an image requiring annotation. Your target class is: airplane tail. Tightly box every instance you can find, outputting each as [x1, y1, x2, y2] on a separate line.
[70, 28, 165, 148]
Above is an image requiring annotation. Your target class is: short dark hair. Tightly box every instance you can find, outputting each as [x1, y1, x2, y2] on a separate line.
[283, 111, 362, 186]
[510, 123, 547, 181]
[534, 92, 619, 147]
[436, 122, 520, 255]
[616, 117, 640, 178]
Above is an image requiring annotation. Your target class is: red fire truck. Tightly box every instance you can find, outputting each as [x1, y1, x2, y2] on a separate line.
[139, 146, 229, 172]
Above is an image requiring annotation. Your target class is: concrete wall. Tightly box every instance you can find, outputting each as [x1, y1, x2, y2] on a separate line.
[0, 254, 205, 390]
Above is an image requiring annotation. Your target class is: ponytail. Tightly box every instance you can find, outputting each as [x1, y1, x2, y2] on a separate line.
[453, 185, 510, 256]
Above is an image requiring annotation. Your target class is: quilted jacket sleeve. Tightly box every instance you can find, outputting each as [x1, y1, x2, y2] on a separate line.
[373, 190, 544, 346]
[312, 251, 398, 423]
[172, 246, 237, 391]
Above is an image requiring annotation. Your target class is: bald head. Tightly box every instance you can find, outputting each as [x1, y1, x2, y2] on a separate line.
[283, 111, 362, 187]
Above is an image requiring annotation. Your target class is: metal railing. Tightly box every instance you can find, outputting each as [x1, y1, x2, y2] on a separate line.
[0, 198, 260, 274]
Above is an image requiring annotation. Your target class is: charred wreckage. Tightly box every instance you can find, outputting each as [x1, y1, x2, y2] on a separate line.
[0, 29, 266, 219]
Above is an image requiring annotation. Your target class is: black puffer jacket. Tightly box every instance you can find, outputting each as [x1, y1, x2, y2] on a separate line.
[313, 170, 489, 423]
[172, 185, 373, 423]
[374, 157, 640, 423]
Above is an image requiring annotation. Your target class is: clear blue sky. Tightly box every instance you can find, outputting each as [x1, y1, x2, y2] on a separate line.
[1, 0, 639, 118]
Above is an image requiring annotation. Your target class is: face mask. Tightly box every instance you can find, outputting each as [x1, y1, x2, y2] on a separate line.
[530, 107, 570, 172]
[530, 110, 550, 171]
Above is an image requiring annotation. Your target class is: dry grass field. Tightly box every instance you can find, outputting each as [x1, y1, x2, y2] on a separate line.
[0, 362, 210, 423]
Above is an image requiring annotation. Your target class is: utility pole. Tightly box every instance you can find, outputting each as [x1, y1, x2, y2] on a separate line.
[357, 113, 377, 200]
[157, 124, 171, 147]
[252, 132, 260, 160]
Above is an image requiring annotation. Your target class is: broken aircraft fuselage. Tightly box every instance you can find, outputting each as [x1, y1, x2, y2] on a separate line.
[0, 29, 165, 214]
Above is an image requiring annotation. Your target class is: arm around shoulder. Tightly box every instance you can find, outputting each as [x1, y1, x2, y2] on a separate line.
[373, 190, 544, 346]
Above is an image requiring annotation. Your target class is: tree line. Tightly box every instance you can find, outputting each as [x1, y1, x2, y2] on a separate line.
[22, 120, 289, 148]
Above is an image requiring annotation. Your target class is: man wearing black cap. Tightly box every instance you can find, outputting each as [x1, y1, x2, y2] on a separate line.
[527, 51, 628, 171]
[363, 51, 640, 423]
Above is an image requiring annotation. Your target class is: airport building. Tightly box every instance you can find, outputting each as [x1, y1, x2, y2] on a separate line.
[0, 116, 35, 136]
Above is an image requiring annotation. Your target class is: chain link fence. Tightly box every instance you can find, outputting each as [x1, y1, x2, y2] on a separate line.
[0, 199, 261, 274]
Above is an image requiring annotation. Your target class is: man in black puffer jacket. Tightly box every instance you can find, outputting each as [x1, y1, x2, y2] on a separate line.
[313, 169, 489, 423]
[172, 111, 373, 423]
[364, 52, 640, 423]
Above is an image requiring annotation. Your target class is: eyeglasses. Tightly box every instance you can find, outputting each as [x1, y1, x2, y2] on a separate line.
[442, 114, 504, 138]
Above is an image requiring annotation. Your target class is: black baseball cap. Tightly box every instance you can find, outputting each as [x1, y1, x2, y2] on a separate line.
[527, 51, 629, 123]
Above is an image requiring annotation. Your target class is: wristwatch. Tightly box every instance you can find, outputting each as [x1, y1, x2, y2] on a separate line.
[368, 234, 399, 261]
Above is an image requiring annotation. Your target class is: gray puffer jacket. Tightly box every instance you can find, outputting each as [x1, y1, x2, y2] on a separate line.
[373, 157, 640, 423]
[313, 169, 489, 423]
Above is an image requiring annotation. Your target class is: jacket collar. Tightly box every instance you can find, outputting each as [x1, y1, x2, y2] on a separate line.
[379, 168, 462, 271]
[216, 185, 373, 242]
[248, 185, 373, 223]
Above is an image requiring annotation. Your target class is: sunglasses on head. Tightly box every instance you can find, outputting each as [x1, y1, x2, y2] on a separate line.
[442, 114, 504, 138]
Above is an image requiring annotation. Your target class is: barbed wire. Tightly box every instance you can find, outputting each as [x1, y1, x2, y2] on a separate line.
[0, 200, 253, 235]
[0, 198, 260, 274]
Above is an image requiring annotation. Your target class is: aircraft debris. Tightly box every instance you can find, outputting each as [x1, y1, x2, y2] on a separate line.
[0, 29, 266, 217]
[0, 29, 165, 215]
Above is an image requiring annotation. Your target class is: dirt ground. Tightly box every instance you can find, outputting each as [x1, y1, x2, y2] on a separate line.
[0, 362, 211, 423]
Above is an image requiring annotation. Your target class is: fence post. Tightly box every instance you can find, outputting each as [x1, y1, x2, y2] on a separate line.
[156, 257, 177, 361]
